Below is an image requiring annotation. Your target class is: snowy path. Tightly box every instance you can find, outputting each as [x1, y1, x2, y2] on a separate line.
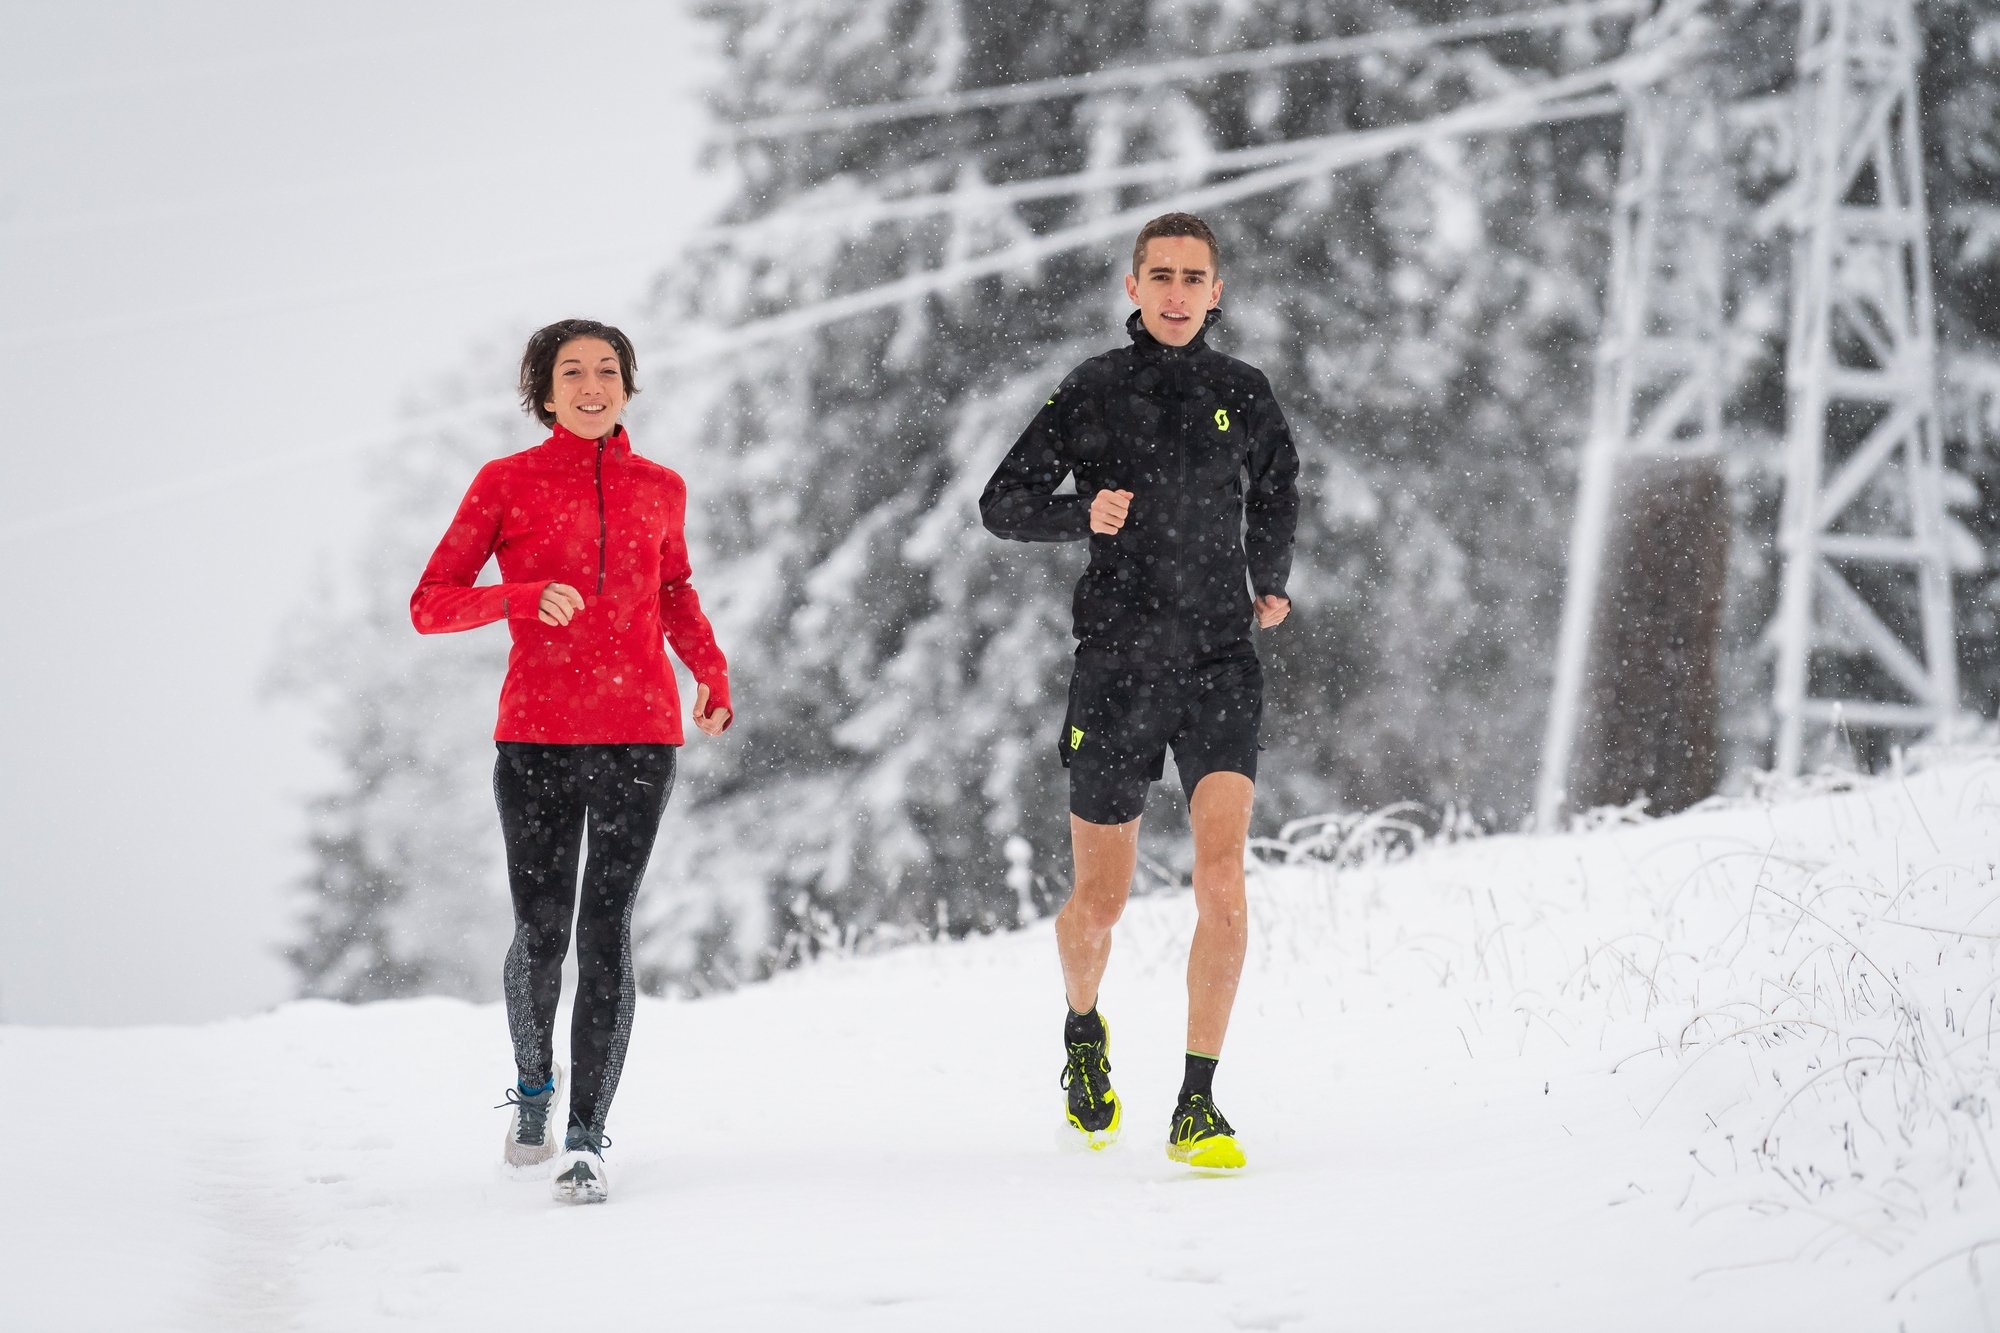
[8, 758, 2000, 1330]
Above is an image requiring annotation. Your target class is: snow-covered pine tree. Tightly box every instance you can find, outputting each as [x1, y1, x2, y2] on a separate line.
[624, 0, 1633, 982]
[282, 0, 2000, 1002]
[275, 389, 530, 1002]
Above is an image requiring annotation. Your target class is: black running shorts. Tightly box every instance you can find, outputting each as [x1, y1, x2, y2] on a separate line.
[1059, 645, 1264, 825]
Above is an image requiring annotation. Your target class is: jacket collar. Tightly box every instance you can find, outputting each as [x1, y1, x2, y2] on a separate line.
[547, 421, 631, 457]
[1126, 306, 1221, 356]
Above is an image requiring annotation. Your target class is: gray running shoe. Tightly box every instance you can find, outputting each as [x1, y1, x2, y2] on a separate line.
[499, 1066, 563, 1169]
[551, 1126, 611, 1205]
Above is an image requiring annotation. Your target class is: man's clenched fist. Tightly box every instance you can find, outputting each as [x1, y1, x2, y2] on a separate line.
[1255, 595, 1290, 629]
[1090, 488, 1133, 535]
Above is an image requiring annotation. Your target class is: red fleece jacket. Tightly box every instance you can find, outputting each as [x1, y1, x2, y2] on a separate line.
[411, 423, 730, 745]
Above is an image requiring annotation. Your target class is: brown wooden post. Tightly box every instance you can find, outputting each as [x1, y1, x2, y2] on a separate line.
[1570, 455, 1731, 815]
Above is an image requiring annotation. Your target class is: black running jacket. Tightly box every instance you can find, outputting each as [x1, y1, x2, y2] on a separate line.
[980, 310, 1300, 662]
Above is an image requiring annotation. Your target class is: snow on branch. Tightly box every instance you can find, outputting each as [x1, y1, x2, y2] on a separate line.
[648, 38, 1692, 371]
[732, 0, 1650, 139]
[696, 94, 1616, 254]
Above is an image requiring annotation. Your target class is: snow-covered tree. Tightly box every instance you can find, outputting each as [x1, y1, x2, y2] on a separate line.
[283, 0, 2000, 1001]
[275, 392, 529, 1001]
[623, 0, 1633, 983]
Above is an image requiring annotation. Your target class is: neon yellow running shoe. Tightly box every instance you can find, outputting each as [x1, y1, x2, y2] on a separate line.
[1060, 1018, 1121, 1149]
[1167, 1093, 1245, 1170]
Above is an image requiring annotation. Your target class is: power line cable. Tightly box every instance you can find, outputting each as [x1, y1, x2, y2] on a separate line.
[654, 44, 1676, 367]
[732, 0, 1649, 139]
[691, 108, 1559, 250]
[0, 401, 514, 545]
[0, 38, 1681, 541]
[0, 251, 666, 353]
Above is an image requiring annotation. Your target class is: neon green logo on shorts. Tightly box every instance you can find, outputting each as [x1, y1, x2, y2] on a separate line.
[1214, 408, 1231, 432]
[1069, 726, 1085, 751]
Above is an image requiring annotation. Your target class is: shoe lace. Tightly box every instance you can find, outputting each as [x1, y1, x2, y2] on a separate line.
[1059, 1041, 1112, 1109]
[1174, 1094, 1233, 1145]
[498, 1086, 554, 1143]
[565, 1128, 613, 1156]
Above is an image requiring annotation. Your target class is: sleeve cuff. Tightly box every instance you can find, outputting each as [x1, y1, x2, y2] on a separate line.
[701, 679, 733, 727]
[506, 582, 552, 620]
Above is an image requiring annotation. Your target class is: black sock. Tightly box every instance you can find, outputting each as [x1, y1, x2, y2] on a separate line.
[1180, 1052, 1218, 1102]
[1064, 1005, 1104, 1045]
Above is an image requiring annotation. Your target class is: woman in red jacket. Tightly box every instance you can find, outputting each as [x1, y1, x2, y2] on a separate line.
[412, 318, 730, 1205]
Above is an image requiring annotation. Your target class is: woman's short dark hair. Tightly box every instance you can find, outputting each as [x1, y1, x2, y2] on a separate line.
[518, 319, 640, 427]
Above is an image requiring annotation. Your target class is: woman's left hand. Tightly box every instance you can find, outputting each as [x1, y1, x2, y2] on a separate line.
[692, 683, 732, 737]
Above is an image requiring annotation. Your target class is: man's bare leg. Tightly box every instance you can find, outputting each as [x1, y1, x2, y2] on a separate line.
[1056, 814, 1141, 1014]
[1186, 772, 1254, 1055]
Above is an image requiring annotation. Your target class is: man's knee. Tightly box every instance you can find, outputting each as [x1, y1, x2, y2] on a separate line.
[1191, 873, 1246, 924]
[1189, 769, 1253, 890]
[1063, 876, 1130, 935]
[1190, 836, 1248, 922]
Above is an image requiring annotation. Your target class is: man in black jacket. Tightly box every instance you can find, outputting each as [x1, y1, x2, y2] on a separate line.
[981, 212, 1299, 1169]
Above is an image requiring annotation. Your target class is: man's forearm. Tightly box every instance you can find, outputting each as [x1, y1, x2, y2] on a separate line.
[980, 488, 1092, 542]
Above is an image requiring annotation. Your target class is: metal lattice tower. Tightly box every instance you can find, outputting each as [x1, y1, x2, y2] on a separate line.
[1537, 9, 1726, 827]
[1772, 0, 1959, 773]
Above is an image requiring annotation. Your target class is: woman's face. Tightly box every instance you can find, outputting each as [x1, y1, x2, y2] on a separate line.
[543, 337, 628, 439]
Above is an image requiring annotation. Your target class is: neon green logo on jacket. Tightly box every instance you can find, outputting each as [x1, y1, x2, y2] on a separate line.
[1214, 408, 1231, 432]
[1069, 726, 1085, 751]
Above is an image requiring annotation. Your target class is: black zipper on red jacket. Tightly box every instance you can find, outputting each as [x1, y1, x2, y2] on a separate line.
[594, 439, 608, 594]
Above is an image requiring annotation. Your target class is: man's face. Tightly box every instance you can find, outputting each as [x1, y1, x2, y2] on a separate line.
[1124, 235, 1221, 347]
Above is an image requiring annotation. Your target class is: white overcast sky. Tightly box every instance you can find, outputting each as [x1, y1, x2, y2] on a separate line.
[0, 0, 721, 1023]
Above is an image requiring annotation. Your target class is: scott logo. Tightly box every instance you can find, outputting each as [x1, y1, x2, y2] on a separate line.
[1214, 408, 1231, 432]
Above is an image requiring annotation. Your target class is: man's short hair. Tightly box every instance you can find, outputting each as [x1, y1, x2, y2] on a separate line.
[518, 318, 640, 427]
[1132, 213, 1220, 276]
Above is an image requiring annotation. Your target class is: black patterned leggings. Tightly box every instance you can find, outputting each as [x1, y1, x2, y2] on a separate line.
[493, 742, 676, 1139]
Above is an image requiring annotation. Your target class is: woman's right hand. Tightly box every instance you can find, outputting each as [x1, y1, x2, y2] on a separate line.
[538, 582, 584, 626]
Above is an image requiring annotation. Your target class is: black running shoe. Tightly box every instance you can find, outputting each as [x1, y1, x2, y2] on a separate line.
[1060, 1017, 1122, 1148]
[1167, 1092, 1245, 1169]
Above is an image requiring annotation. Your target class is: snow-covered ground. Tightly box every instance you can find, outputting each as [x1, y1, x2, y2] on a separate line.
[7, 754, 1999, 1331]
